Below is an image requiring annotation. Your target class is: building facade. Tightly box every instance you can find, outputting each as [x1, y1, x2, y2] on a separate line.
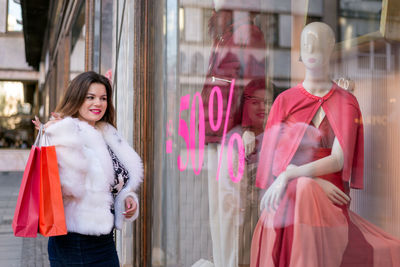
[0, 0, 39, 171]
[21, 0, 400, 266]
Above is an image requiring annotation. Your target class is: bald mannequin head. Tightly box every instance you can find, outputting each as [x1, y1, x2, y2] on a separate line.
[300, 22, 335, 70]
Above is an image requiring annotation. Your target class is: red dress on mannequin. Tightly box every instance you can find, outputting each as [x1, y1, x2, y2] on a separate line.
[250, 83, 400, 267]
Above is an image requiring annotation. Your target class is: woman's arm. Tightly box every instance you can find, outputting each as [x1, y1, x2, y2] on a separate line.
[107, 127, 143, 228]
[32, 113, 62, 130]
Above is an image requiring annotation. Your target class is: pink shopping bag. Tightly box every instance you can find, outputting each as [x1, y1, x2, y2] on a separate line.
[39, 134, 67, 237]
[12, 126, 42, 237]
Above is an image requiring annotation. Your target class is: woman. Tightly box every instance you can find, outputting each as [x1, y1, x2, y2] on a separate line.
[204, 79, 271, 267]
[250, 22, 400, 267]
[33, 71, 143, 266]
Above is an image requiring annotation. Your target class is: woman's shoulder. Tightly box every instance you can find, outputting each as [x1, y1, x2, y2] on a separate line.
[46, 117, 102, 147]
[95, 121, 121, 141]
[95, 121, 116, 133]
[46, 116, 79, 135]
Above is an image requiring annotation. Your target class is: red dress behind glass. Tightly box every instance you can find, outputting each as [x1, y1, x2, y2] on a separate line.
[250, 83, 400, 267]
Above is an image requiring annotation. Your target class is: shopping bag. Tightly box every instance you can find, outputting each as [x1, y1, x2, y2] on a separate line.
[39, 132, 67, 236]
[12, 127, 42, 237]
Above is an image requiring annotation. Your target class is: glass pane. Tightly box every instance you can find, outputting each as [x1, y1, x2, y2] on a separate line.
[93, 0, 102, 73]
[100, 0, 113, 75]
[338, 0, 382, 41]
[87, 0, 113, 76]
[7, 0, 22, 32]
[70, 2, 86, 80]
[0, 81, 34, 148]
[153, 1, 272, 266]
[152, 0, 400, 266]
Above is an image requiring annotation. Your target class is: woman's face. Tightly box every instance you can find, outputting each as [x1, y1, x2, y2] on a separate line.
[78, 83, 107, 126]
[300, 28, 333, 70]
[246, 89, 266, 130]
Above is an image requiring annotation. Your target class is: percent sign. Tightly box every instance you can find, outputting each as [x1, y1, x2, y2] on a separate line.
[177, 78, 245, 183]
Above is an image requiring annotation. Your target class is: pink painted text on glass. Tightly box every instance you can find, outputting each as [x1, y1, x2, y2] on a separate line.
[166, 79, 245, 183]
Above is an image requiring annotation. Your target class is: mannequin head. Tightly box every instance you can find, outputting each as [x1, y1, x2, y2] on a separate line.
[300, 22, 335, 71]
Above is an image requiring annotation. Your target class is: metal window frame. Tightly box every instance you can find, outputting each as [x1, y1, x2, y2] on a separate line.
[132, 1, 154, 266]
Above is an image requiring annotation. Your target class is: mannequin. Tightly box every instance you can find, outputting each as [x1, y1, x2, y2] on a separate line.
[259, 22, 348, 211]
[250, 22, 400, 267]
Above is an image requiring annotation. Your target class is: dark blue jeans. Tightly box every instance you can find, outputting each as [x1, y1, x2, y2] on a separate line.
[48, 232, 119, 267]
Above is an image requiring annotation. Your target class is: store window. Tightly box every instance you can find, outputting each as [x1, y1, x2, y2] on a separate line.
[0, 81, 35, 148]
[150, 0, 400, 266]
[338, 0, 382, 42]
[92, 0, 114, 75]
[70, 2, 86, 80]
[7, 0, 22, 32]
[100, 0, 113, 75]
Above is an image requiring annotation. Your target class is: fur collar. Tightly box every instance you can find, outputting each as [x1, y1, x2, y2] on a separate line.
[96, 121, 142, 191]
[44, 117, 143, 234]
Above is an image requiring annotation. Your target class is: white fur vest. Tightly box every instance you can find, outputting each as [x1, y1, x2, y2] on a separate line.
[45, 117, 143, 235]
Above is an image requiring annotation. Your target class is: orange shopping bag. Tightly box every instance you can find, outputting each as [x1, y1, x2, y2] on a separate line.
[12, 126, 42, 237]
[39, 132, 67, 236]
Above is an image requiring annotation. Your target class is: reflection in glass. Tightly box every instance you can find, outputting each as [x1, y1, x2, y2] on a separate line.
[200, 5, 268, 266]
[100, 0, 113, 75]
[152, 1, 277, 266]
[152, 0, 400, 266]
[338, 0, 382, 42]
[0, 82, 34, 149]
[92, 0, 113, 76]
[70, 3, 86, 80]
[7, 0, 23, 32]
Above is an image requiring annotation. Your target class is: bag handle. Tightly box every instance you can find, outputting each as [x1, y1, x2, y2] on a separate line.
[33, 124, 43, 147]
[42, 130, 51, 147]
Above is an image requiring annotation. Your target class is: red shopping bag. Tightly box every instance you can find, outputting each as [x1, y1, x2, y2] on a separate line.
[39, 134, 67, 236]
[12, 130, 42, 237]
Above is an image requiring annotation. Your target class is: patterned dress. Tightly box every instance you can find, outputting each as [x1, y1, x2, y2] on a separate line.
[107, 146, 129, 214]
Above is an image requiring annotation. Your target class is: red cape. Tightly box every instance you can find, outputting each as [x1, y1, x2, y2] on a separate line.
[255, 83, 364, 189]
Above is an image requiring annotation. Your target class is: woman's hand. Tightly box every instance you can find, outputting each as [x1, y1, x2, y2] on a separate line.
[314, 178, 350, 206]
[260, 171, 288, 212]
[32, 113, 62, 130]
[123, 196, 137, 219]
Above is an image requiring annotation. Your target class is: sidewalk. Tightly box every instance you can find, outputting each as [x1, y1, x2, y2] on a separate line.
[0, 171, 49, 267]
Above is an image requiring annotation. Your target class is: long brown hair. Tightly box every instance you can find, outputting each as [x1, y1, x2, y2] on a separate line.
[55, 71, 116, 127]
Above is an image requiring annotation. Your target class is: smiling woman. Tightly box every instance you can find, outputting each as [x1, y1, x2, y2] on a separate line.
[32, 71, 143, 267]
[52, 71, 116, 128]
[77, 83, 108, 126]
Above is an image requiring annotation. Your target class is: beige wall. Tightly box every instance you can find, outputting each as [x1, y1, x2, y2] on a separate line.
[0, 0, 38, 79]
[0, 36, 31, 70]
[0, 0, 6, 33]
[0, 150, 30, 172]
